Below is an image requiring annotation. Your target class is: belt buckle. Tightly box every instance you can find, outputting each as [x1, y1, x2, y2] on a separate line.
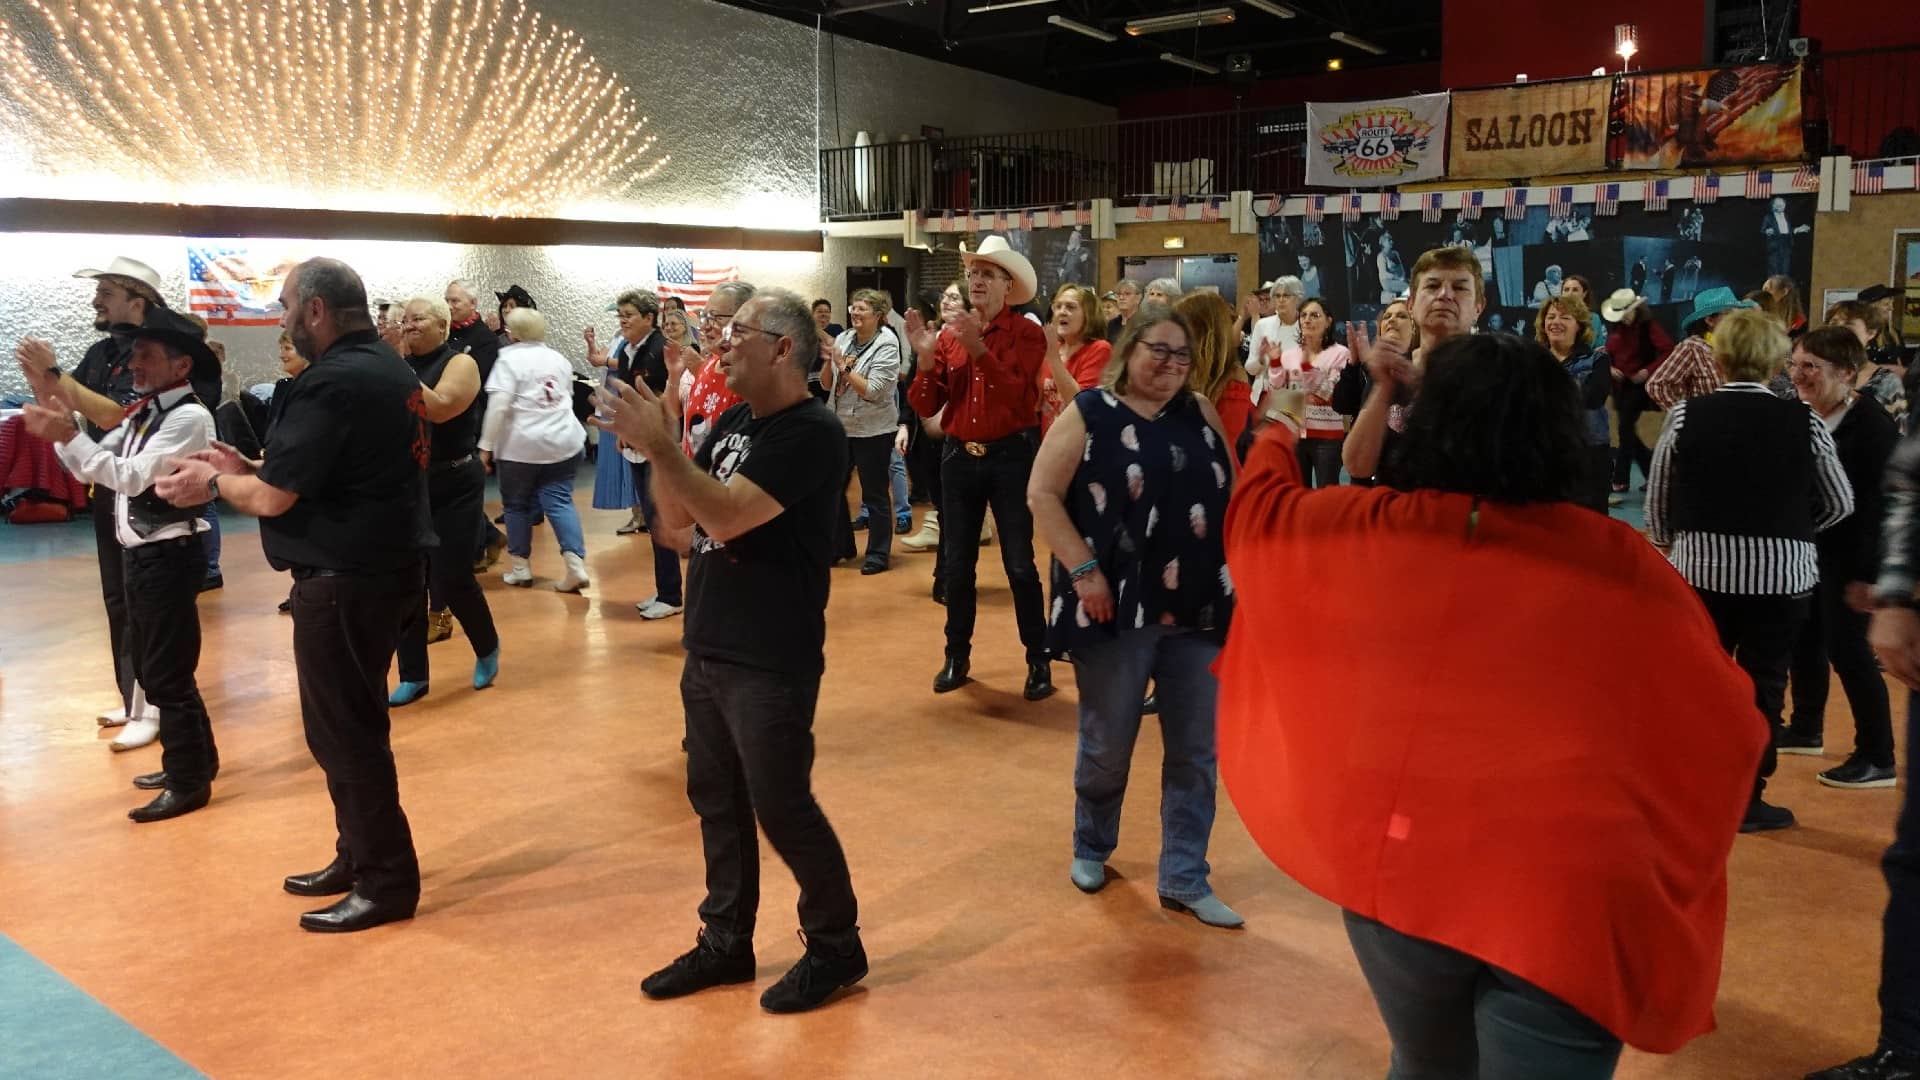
[964, 440, 987, 457]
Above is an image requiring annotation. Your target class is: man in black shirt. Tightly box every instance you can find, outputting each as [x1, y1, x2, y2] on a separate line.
[157, 257, 433, 934]
[444, 279, 506, 574]
[595, 287, 867, 1014]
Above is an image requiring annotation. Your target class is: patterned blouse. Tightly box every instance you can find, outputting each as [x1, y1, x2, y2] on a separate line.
[1046, 388, 1236, 656]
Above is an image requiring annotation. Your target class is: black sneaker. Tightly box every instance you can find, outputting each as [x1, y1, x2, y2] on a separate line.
[1776, 729, 1825, 755]
[1740, 798, 1796, 833]
[640, 930, 755, 1000]
[1819, 758, 1898, 790]
[760, 932, 868, 1014]
[1805, 1047, 1920, 1079]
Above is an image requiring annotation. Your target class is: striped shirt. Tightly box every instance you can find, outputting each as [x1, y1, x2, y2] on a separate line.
[1646, 384, 1853, 595]
[1646, 335, 1719, 411]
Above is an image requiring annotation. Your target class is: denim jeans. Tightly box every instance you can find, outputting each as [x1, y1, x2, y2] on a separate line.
[1343, 912, 1624, 1080]
[199, 503, 221, 574]
[496, 456, 585, 559]
[1069, 625, 1221, 902]
[889, 447, 910, 517]
[1882, 691, 1920, 1055]
[629, 460, 683, 606]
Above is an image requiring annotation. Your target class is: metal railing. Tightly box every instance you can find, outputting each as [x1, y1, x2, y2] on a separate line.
[819, 45, 1919, 222]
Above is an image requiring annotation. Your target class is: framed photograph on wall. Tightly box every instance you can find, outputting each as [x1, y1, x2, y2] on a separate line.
[1895, 230, 1920, 340]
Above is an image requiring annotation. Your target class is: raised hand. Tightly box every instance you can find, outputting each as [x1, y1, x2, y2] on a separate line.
[1352, 321, 1413, 389]
[589, 376, 673, 457]
[903, 308, 940, 360]
[1042, 317, 1061, 358]
[19, 402, 77, 444]
[584, 326, 609, 368]
[950, 309, 987, 355]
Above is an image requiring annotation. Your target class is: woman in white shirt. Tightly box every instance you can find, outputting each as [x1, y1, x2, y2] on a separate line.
[1276, 298, 1353, 487]
[481, 308, 590, 591]
[827, 288, 902, 574]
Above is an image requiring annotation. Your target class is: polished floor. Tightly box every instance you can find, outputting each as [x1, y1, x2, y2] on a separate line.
[0, 492, 1904, 1079]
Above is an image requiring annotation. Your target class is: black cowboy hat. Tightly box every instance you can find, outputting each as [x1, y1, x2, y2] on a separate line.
[111, 306, 219, 383]
[495, 284, 537, 310]
[1858, 284, 1900, 305]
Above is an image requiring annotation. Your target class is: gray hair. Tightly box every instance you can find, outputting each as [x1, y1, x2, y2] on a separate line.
[1271, 275, 1305, 300]
[292, 258, 373, 331]
[708, 281, 756, 312]
[405, 294, 451, 327]
[447, 278, 479, 302]
[1145, 277, 1182, 302]
[750, 287, 819, 375]
[1114, 278, 1143, 297]
[615, 288, 660, 318]
[504, 307, 548, 342]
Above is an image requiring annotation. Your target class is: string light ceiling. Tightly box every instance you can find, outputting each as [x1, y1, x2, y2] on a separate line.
[0, 0, 666, 217]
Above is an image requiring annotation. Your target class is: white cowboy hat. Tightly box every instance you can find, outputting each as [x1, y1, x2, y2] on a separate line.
[1599, 287, 1644, 323]
[961, 236, 1037, 306]
[73, 256, 163, 299]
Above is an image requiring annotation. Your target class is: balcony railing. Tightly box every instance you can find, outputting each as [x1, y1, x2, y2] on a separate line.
[820, 45, 1919, 222]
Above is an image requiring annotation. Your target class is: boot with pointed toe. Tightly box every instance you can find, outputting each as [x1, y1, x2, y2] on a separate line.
[933, 657, 971, 693]
[298, 889, 416, 933]
[284, 856, 354, 897]
[128, 786, 210, 823]
[1023, 661, 1056, 701]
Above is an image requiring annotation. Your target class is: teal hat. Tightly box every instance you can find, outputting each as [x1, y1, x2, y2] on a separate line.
[1682, 286, 1756, 333]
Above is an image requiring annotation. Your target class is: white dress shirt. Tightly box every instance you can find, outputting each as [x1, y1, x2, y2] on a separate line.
[54, 383, 215, 548]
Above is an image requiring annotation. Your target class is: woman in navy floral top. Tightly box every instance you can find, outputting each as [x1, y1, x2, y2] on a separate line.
[1027, 303, 1242, 929]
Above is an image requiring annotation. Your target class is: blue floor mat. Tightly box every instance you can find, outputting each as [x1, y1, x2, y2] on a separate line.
[0, 934, 202, 1079]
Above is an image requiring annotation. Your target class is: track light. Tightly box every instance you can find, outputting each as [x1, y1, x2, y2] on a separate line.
[1329, 31, 1387, 56]
[1047, 14, 1117, 42]
[1160, 52, 1221, 75]
[1242, 0, 1297, 18]
[1126, 7, 1235, 35]
[965, 0, 1056, 12]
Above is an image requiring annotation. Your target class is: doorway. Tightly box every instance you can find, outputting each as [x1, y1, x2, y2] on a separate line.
[845, 266, 910, 322]
[1115, 254, 1239, 303]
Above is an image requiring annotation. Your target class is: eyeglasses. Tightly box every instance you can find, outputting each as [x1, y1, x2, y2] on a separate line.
[1788, 359, 1833, 375]
[720, 321, 782, 347]
[698, 309, 735, 325]
[1136, 342, 1193, 366]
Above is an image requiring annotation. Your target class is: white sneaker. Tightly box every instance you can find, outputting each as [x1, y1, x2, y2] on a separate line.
[636, 599, 684, 620]
[97, 708, 130, 728]
[502, 558, 533, 587]
[110, 716, 159, 752]
[900, 510, 940, 551]
[554, 552, 590, 593]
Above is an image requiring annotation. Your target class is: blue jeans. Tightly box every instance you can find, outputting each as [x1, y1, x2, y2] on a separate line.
[200, 503, 221, 574]
[630, 460, 683, 606]
[890, 448, 909, 517]
[1070, 625, 1220, 902]
[496, 456, 584, 559]
[1343, 912, 1623, 1080]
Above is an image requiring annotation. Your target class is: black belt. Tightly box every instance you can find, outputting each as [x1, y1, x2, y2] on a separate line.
[430, 454, 475, 474]
[290, 561, 421, 581]
[952, 429, 1036, 458]
[124, 534, 200, 558]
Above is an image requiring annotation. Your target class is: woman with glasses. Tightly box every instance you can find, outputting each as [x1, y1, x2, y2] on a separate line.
[827, 289, 902, 574]
[1028, 303, 1243, 929]
[1275, 298, 1352, 487]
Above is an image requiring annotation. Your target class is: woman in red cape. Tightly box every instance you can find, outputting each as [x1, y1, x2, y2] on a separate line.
[1216, 333, 1766, 1075]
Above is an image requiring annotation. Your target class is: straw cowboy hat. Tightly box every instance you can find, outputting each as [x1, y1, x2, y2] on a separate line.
[961, 236, 1038, 306]
[74, 256, 165, 303]
[1599, 288, 1645, 323]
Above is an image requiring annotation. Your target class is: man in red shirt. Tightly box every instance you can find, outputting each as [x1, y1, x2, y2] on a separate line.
[905, 238, 1053, 699]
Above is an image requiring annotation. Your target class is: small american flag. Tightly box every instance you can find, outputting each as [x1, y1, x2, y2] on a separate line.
[1595, 183, 1621, 216]
[1695, 173, 1720, 205]
[1201, 195, 1222, 222]
[992, 210, 1008, 230]
[1260, 196, 1278, 216]
[1745, 169, 1771, 199]
[1048, 206, 1063, 228]
[1306, 195, 1325, 222]
[1645, 179, 1670, 212]
[1854, 162, 1886, 195]
[939, 209, 954, 230]
[1548, 186, 1573, 219]
[1503, 188, 1528, 220]
[1342, 194, 1363, 223]
[1018, 209, 1034, 230]
[1135, 196, 1153, 221]
[1170, 194, 1188, 222]
[1077, 200, 1093, 226]
[1791, 165, 1820, 192]
[1381, 192, 1401, 222]
[1421, 192, 1443, 223]
[1461, 190, 1483, 221]
[655, 253, 738, 308]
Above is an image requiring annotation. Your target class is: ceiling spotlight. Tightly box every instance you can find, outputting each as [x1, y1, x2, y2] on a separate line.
[1325, 57, 1342, 71]
[1614, 23, 1639, 69]
[965, 0, 1056, 12]
[1047, 14, 1117, 42]
[1329, 31, 1387, 56]
[1242, 0, 1297, 18]
[1126, 7, 1235, 35]
[1160, 52, 1222, 75]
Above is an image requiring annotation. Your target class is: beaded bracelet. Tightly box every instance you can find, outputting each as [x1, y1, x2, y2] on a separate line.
[1068, 558, 1100, 582]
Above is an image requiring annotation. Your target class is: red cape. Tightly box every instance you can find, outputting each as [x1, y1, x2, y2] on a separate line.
[1217, 425, 1765, 1053]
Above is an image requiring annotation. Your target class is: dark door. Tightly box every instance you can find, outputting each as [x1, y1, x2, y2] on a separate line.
[845, 266, 911, 322]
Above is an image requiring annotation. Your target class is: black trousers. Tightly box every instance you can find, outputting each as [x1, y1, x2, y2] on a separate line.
[1788, 575, 1896, 766]
[1574, 445, 1612, 515]
[1883, 691, 1920, 1055]
[290, 564, 423, 905]
[124, 535, 217, 790]
[398, 460, 500, 682]
[1611, 381, 1656, 488]
[906, 425, 940, 504]
[1295, 435, 1345, 488]
[629, 460, 684, 606]
[836, 432, 894, 563]
[1696, 588, 1810, 802]
[918, 432, 948, 592]
[92, 495, 132, 704]
[939, 433, 1047, 664]
[682, 654, 859, 950]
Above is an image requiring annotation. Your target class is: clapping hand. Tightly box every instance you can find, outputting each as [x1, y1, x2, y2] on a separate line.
[187, 439, 258, 476]
[1042, 317, 1062, 359]
[16, 338, 61, 398]
[584, 326, 609, 368]
[903, 308, 940, 361]
[1351, 321, 1414, 390]
[154, 457, 218, 507]
[948, 309, 986, 356]
[589, 376, 673, 457]
[19, 401, 77, 444]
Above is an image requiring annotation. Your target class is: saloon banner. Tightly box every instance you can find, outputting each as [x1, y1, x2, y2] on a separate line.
[1609, 64, 1803, 170]
[1305, 93, 1450, 187]
[1447, 78, 1610, 179]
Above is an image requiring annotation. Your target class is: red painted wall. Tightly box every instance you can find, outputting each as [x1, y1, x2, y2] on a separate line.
[1118, 63, 1444, 119]
[1442, 3, 1704, 87]
[1801, 0, 1920, 52]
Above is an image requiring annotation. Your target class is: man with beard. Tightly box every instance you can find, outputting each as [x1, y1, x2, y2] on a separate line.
[445, 279, 506, 576]
[15, 256, 171, 750]
[156, 257, 432, 933]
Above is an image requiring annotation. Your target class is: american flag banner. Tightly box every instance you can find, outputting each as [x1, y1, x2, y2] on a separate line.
[1170, 194, 1188, 222]
[1421, 192, 1444, 223]
[656, 253, 739, 308]
[1745, 169, 1771, 199]
[1077, 200, 1093, 226]
[1547, 186, 1573, 218]
[1342, 194, 1363, 223]
[1461, 190, 1483, 221]
[186, 245, 297, 326]
[992, 210, 1008, 230]
[1048, 206, 1063, 228]
[1854, 162, 1886, 195]
[1790, 165, 1820, 192]
[1381, 192, 1401, 221]
[1306, 195, 1325, 222]
[939, 209, 954, 231]
[1695, 173, 1721, 205]
[1645, 179, 1670, 212]
[1018, 209, 1034, 230]
[1502, 188, 1528, 220]
[1595, 183, 1621, 216]
[1201, 195, 1222, 222]
[1135, 195, 1154, 221]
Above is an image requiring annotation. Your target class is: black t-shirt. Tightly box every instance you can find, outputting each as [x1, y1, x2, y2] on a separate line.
[447, 318, 501, 384]
[256, 329, 435, 572]
[684, 399, 848, 675]
[71, 333, 137, 438]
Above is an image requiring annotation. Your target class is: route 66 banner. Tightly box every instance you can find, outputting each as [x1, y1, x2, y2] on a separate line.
[1306, 93, 1449, 188]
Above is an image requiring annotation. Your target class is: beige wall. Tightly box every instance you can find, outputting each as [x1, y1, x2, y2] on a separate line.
[1812, 191, 1920, 309]
[1100, 221, 1261, 301]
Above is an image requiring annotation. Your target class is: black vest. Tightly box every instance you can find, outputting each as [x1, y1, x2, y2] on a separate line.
[408, 344, 481, 462]
[1670, 390, 1817, 542]
[123, 391, 211, 538]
